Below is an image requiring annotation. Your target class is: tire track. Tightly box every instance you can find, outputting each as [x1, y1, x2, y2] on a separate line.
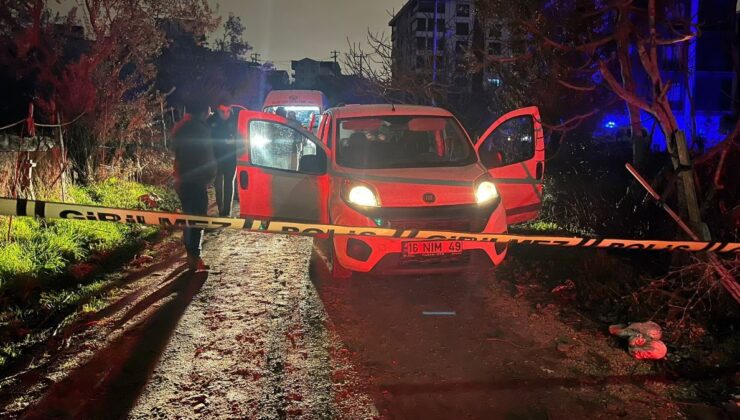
[131, 231, 375, 419]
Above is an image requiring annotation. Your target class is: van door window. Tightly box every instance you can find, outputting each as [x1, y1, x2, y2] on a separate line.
[478, 115, 535, 168]
[249, 120, 325, 174]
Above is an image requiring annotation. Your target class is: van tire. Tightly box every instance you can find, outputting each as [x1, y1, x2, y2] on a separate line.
[312, 236, 353, 280]
[330, 255, 353, 280]
[329, 237, 353, 280]
[327, 235, 353, 280]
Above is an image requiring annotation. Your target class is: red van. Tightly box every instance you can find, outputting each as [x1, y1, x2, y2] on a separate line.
[236, 104, 544, 277]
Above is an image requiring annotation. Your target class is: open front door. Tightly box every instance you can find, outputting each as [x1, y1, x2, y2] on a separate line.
[236, 110, 329, 223]
[475, 106, 545, 225]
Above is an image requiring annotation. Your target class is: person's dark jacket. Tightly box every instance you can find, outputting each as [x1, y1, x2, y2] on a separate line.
[208, 113, 238, 166]
[173, 115, 216, 187]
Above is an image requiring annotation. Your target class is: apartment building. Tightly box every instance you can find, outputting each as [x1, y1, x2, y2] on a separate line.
[391, 0, 481, 88]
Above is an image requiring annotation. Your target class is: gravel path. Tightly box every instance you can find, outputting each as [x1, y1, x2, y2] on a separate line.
[1, 228, 690, 419]
[129, 232, 375, 419]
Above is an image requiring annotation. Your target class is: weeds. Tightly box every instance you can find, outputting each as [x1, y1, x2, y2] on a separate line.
[0, 243, 35, 286]
[508, 134, 740, 406]
[0, 178, 177, 370]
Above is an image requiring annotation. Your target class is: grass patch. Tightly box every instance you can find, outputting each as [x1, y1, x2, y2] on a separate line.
[0, 178, 177, 289]
[0, 178, 177, 370]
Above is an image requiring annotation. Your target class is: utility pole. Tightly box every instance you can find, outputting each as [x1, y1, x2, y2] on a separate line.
[330, 50, 340, 63]
[432, 0, 439, 83]
[250, 53, 261, 64]
[353, 50, 366, 77]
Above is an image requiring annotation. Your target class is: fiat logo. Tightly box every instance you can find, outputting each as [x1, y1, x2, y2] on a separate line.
[423, 193, 436, 203]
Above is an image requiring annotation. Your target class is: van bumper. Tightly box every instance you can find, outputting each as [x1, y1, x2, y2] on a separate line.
[331, 200, 508, 274]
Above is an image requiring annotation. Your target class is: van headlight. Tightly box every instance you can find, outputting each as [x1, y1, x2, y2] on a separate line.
[475, 181, 499, 204]
[347, 185, 379, 207]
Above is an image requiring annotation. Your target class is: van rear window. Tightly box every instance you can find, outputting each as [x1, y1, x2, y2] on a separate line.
[264, 105, 321, 127]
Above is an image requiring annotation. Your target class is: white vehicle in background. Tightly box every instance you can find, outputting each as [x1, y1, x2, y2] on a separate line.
[262, 90, 327, 130]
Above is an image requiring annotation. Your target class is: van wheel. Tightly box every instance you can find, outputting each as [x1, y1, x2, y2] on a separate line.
[327, 236, 353, 280]
[330, 253, 353, 280]
[312, 236, 353, 280]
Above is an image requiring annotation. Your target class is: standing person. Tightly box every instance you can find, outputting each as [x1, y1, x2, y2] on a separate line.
[173, 101, 216, 271]
[209, 103, 238, 217]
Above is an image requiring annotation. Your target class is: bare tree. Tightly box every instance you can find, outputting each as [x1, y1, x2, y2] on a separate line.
[477, 0, 709, 216]
[0, 0, 219, 182]
[343, 31, 455, 105]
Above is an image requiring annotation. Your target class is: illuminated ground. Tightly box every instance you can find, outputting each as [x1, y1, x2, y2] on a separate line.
[1, 229, 693, 418]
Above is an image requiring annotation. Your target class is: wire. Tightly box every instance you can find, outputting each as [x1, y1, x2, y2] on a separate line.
[0, 119, 26, 131]
[34, 112, 86, 128]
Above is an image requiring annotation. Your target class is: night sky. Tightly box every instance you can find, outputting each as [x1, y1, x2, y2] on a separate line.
[216, 0, 406, 71]
[50, 0, 407, 72]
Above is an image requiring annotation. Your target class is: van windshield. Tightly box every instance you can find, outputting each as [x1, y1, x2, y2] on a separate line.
[264, 105, 320, 127]
[335, 116, 477, 169]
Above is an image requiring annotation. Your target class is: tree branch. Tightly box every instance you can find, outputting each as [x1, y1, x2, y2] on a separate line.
[598, 60, 653, 112]
[557, 79, 596, 92]
[543, 109, 599, 131]
[656, 34, 697, 45]
[522, 20, 615, 54]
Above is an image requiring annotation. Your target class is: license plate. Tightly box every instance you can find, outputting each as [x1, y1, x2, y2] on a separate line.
[402, 240, 463, 257]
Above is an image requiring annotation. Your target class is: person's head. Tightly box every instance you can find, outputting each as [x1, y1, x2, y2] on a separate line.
[186, 101, 210, 121]
[275, 107, 287, 118]
[365, 129, 388, 143]
[287, 111, 297, 121]
[216, 104, 232, 120]
[348, 132, 367, 146]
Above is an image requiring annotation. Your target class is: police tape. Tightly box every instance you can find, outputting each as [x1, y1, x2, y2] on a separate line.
[1, 197, 738, 254]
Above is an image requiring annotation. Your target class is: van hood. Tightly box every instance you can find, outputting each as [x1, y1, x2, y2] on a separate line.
[333, 163, 488, 207]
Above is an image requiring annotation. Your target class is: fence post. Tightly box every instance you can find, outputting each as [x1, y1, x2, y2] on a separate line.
[673, 130, 709, 240]
[57, 112, 67, 201]
[160, 99, 167, 149]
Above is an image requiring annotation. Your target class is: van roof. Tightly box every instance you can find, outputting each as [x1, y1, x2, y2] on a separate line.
[327, 104, 454, 119]
[263, 90, 326, 108]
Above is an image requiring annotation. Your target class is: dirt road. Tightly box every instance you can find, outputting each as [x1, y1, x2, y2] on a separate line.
[1, 229, 689, 419]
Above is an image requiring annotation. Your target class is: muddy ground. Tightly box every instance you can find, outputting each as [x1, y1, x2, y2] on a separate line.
[0, 227, 730, 419]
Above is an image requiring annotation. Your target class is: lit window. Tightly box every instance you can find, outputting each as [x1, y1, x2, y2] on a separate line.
[487, 77, 502, 87]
